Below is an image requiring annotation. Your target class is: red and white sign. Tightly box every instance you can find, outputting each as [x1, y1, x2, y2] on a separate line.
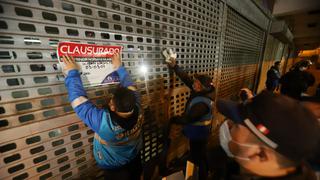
[57, 42, 122, 87]
[58, 42, 122, 58]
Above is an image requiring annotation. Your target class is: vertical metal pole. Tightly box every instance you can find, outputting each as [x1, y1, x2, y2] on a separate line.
[253, 18, 272, 93]
[214, 0, 228, 99]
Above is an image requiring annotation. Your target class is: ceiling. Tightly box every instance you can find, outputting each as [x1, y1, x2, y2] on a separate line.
[272, 0, 320, 51]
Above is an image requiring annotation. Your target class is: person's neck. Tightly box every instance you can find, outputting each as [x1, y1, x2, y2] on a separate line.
[269, 166, 297, 177]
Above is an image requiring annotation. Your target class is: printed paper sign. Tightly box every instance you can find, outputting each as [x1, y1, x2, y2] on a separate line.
[57, 42, 122, 87]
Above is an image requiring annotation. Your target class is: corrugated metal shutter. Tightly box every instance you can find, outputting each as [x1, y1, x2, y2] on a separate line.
[0, 0, 269, 179]
[218, 6, 265, 98]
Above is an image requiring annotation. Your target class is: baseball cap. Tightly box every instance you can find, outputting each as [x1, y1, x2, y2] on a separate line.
[217, 91, 320, 162]
[194, 74, 215, 92]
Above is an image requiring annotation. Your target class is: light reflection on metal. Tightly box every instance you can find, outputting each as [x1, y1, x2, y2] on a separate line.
[298, 48, 320, 57]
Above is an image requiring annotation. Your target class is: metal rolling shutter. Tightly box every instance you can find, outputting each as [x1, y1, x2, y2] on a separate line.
[0, 0, 224, 179]
[218, 6, 265, 98]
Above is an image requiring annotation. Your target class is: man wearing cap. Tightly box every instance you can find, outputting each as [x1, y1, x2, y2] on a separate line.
[163, 48, 215, 180]
[216, 90, 320, 179]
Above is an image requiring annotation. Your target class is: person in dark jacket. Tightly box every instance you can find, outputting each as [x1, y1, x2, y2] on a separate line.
[61, 53, 142, 180]
[266, 61, 281, 92]
[215, 91, 320, 180]
[163, 48, 215, 180]
[280, 60, 315, 100]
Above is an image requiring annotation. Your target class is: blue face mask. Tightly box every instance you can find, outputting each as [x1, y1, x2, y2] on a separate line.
[219, 121, 257, 161]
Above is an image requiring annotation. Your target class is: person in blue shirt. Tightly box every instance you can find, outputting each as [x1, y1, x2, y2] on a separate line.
[61, 53, 142, 180]
[163, 48, 215, 180]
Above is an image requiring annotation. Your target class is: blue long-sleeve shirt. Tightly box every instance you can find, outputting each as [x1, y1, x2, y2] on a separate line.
[65, 67, 142, 169]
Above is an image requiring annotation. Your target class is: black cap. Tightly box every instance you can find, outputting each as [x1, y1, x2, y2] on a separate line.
[194, 74, 215, 92]
[274, 61, 281, 66]
[292, 60, 312, 71]
[217, 91, 320, 163]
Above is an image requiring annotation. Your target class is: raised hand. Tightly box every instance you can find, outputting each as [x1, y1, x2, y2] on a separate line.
[162, 48, 177, 67]
[111, 52, 121, 70]
[61, 55, 80, 75]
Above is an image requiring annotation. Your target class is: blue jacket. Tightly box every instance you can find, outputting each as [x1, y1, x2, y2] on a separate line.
[183, 96, 213, 140]
[65, 67, 142, 169]
[171, 64, 213, 140]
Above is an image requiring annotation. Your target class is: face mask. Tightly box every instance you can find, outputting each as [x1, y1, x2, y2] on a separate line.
[219, 121, 257, 161]
[219, 121, 234, 157]
[299, 67, 307, 71]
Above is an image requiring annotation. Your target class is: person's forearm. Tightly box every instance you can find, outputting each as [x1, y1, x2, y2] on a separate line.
[172, 64, 194, 89]
[65, 69, 87, 103]
[116, 66, 135, 87]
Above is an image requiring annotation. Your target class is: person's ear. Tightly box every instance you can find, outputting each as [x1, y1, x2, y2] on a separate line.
[110, 105, 116, 112]
[250, 146, 270, 163]
[193, 80, 201, 91]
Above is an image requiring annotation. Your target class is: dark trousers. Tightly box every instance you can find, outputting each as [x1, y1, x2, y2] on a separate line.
[266, 81, 278, 92]
[103, 154, 142, 180]
[189, 139, 208, 180]
[266, 84, 276, 92]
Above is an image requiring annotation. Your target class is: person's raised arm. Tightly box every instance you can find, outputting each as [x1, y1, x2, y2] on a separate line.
[62, 55, 104, 132]
[163, 49, 194, 89]
[112, 53, 141, 108]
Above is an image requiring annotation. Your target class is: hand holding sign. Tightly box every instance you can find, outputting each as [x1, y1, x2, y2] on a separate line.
[111, 53, 121, 70]
[61, 55, 80, 76]
[57, 42, 122, 86]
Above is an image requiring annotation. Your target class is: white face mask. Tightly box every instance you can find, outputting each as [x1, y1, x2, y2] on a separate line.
[299, 67, 307, 71]
[219, 121, 257, 161]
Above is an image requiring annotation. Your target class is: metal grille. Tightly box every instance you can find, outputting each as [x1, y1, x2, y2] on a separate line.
[218, 6, 264, 98]
[0, 0, 224, 179]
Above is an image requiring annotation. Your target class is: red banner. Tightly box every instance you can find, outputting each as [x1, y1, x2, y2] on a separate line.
[57, 42, 122, 58]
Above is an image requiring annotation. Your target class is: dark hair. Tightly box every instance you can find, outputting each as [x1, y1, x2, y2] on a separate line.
[113, 87, 136, 112]
[239, 90, 248, 102]
[291, 60, 312, 71]
[194, 74, 215, 92]
[274, 61, 281, 66]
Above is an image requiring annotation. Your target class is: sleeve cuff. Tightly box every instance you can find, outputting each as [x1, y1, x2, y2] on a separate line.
[116, 66, 126, 75]
[67, 69, 80, 77]
[173, 64, 179, 71]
